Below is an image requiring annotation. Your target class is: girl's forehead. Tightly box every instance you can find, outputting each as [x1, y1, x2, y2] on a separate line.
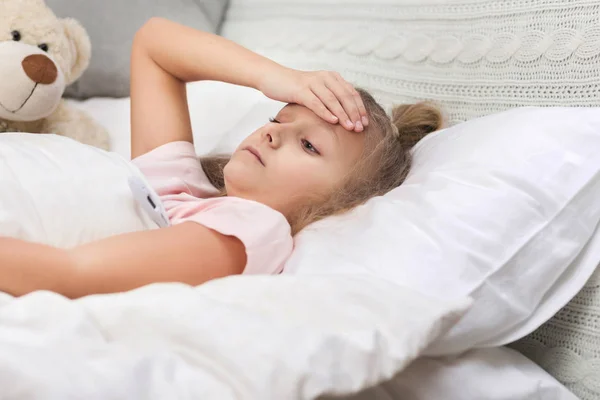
[277, 104, 303, 118]
[279, 104, 366, 157]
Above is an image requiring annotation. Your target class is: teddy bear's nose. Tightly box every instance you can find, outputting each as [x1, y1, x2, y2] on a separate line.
[21, 54, 58, 85]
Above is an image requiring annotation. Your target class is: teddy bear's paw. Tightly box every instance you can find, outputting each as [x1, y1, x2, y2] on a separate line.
[90, 131, 111, 151]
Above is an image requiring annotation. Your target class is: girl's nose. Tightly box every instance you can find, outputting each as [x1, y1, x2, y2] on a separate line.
[265, 130, 281, 148]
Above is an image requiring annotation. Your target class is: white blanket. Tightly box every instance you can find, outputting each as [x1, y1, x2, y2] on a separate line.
[0, 133, 156, 247]
[0, 276, 469, 399]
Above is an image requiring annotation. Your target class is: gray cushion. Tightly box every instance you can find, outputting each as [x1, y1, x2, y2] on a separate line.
[47, 0, 230, 99]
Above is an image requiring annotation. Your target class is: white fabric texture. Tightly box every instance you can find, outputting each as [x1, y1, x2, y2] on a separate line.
[0, 133, 156, 247]
[0, 275, 470, 399]
[511, 266, 600, 400]
[221, 0, 600, 125]
[331, 347, 578, 400]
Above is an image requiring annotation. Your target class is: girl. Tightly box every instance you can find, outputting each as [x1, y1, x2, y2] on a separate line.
[0, 18, 442, 299]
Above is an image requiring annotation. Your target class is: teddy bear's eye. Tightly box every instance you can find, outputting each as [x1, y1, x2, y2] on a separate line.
[11, 30, 21, 41]
[38, 43, 49, 52]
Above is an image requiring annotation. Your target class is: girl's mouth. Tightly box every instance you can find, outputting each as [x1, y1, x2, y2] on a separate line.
[244, 146, 264, 166]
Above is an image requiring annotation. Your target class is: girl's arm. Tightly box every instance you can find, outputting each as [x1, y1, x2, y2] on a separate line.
[0, 222, 246, 299]
[130, 17, 278, 158]
[130, 17, 367, 159]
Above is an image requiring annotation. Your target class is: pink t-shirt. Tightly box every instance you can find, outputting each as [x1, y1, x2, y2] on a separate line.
[132, 141, 293, 275]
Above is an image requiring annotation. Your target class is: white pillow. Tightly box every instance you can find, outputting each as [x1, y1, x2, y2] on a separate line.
[334, 347, 578, 400]
[0, 133, 156, 247]
[219, 106, 600, 356]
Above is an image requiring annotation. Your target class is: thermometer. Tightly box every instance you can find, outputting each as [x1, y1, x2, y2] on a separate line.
[128, 175, 170, 228]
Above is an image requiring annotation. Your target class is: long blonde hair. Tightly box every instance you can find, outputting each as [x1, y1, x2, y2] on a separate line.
[201, 88, 443, 234]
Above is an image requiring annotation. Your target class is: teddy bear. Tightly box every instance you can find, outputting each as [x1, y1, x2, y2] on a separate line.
[0, 0, 110, 150]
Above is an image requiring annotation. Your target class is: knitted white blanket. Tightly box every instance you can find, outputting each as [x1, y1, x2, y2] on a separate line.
[222, 0, 600, 124]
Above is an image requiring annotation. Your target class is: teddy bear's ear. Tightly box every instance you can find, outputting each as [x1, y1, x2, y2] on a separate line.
[61, 17, 91, 85]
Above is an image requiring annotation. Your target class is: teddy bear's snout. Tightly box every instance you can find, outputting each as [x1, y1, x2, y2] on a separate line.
[22, 54, 57, 85]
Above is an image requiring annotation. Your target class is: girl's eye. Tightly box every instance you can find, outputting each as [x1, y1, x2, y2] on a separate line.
[301, 139, 320, 155]
[269, 117, 280, 123]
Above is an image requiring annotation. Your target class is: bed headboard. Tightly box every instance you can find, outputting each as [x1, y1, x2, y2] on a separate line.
[221, 0, 600, 124]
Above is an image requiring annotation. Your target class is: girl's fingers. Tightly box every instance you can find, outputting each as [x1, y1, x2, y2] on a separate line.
[326, 75, 364, 132]
[300, 90, 338, 124]
[310, 84, 354, 130]
[343, 80, 368, 127]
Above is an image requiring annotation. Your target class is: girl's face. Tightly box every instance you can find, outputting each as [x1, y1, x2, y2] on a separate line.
[224, 104, 366, 217]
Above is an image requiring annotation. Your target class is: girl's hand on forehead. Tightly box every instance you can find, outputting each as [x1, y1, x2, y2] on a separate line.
[258, 68, 368, 132]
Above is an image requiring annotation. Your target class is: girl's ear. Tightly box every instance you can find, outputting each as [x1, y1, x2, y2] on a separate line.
[61, 17, 91, 85]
